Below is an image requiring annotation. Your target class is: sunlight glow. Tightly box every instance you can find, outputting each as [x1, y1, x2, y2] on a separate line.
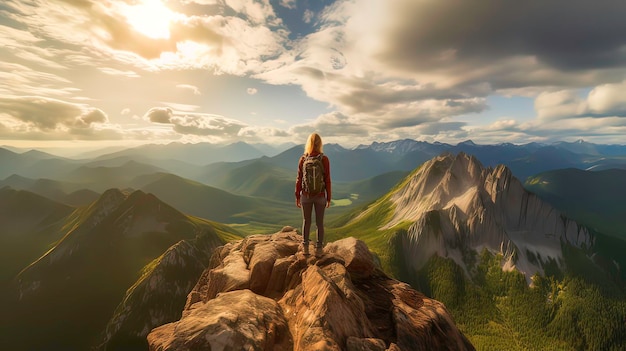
[124, 0, 175, 39]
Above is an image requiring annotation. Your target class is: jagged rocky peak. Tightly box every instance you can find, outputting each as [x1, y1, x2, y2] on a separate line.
[386, 152, 483, 226]
[147, 227, 475, 351]
[388, 152, 593, 281]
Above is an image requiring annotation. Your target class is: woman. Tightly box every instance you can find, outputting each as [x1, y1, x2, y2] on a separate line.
[295, 132, 331, 255]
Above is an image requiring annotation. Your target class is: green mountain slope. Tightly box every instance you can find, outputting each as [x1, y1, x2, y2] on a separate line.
[334, 170, 410, 205]
[134, 172, 295, 225]
[525, 168, 626, 240]
[200, 160, 295, 202]
[64, 160, 166, 191]
[0, 174, 97, 206]
[2, 189, 242, 351]
[0, 188, 74, 284]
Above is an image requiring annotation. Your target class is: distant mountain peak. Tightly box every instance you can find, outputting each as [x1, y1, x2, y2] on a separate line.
[98, 188, 127, 204]
[355, 138, 440, 154]
[458, 139, 476, 146]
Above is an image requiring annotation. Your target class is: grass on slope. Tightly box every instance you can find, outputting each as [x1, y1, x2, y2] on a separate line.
[326, 166, 419, 275]
[419, 249, 626, 351]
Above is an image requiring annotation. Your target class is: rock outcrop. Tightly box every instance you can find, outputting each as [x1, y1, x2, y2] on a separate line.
[382, 152, 593, 281]
[147, 227, 474, 351]
[97, 235, 219, 350]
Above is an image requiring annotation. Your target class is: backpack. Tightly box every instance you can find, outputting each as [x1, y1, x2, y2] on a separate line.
[302, 154, 325, 195]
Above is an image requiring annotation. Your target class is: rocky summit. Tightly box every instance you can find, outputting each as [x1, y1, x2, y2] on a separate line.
[147, 227, 474, 351]
[381, 152, 593, 282]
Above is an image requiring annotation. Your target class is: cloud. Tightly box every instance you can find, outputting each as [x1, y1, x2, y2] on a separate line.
[4, 0, 626, 147]
[303, 9, 315, 24]
[98, 67, 141, 78]
[3, 0, 289, 75]
[161, 102, 201, 112]
[370, 98, 487, 129]
[172, 115, 246, 136]
[520, 117, 626, 142]
[0, 62, 74, 97]
[259, 0, 626, 138]
[534, 90, 586, 120]
[290, 112, 369, 139]
[238, 126, 290, 139]
[145, 107, 175, 124]
[279, 0, 297, 10]
[0, 96, 108, 130]
[354, 0, 626, 87]
[587, 81, 626, 116]
[224, 0, 280, 26]
[176, 84, 202, 95]
[144, 107, 247, 137]
[534, 81, 626, 120]
[0, 95, 154, 140]
[459, 115, 626, 145]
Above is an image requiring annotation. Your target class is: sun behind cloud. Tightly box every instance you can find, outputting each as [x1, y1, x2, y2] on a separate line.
[123, 0, 176, 39]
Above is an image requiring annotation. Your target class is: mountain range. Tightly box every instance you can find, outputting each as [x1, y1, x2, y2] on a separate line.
[2, 139, 626, 350]
[3, 138, 626, 182]
[2, 138, 626, 232]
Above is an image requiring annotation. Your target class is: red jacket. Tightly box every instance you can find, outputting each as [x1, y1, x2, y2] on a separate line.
[295, 152, 331, 201]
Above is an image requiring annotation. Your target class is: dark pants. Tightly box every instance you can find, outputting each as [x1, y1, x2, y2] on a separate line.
[301, 195, 326, 246]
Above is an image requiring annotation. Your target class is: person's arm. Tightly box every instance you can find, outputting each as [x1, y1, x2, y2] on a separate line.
[323, 155, 331, 207]
[295, 156, 304, 207]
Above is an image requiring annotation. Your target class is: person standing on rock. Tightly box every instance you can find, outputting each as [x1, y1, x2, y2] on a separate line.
[295, 132, 331, 255]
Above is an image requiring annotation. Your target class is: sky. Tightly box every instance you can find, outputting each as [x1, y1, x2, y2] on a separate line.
[2, 0, 626, 153]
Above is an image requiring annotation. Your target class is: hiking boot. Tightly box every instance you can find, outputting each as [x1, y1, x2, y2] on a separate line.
[301, 242, 310, 256]
[314, 243, 323, 257]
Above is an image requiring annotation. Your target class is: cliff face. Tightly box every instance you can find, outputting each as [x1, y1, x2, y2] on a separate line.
[385, 152, 593, 280]
[147, 227, 475, 351]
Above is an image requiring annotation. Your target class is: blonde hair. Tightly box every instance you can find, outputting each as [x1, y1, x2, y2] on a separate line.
[304, 132, 323, 155]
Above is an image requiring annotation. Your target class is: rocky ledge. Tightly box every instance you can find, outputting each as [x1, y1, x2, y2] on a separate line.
[147, 227, 475, 351]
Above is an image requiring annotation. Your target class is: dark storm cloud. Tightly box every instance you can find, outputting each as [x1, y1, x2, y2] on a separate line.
[377, 0, 626, 85]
